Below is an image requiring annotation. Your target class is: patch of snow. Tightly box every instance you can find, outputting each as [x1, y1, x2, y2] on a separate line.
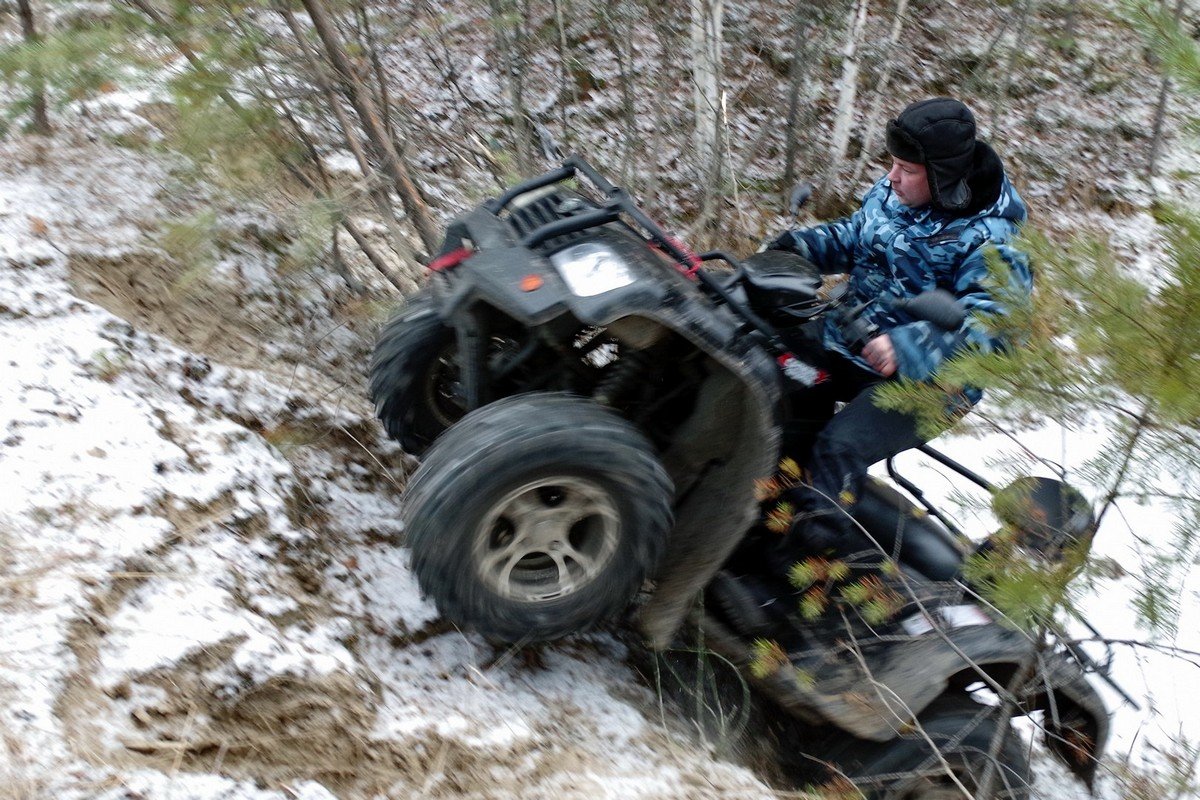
[351, 547, 440, 633]
[91, 772, 339, 800]
[101, 579, 259, 682]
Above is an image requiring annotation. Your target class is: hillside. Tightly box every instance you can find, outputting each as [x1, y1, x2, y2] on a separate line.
[1, 0, 1198, 798]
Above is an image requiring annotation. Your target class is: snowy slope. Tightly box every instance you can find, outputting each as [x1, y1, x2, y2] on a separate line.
[3, 120, 1198, 798]
[0, 139, 780, 800]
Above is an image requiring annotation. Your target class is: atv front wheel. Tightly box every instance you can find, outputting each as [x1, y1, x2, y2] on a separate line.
[836, 695, 1032, 799]
[369, 289, 461, 455]
[403, 392, 673, 643]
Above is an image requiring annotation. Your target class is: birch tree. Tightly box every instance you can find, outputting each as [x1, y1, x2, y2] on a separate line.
[691, 0, 724, 214]
[821, 0, 870, 199]
[851, 0, 910, 186]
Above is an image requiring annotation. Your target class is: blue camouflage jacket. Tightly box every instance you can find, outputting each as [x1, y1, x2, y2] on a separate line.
[782, 175, 1032, 403]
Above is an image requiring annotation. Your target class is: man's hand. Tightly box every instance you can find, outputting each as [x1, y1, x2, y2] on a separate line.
[761, 230, 796, 253]
[862, 334, 897, 377]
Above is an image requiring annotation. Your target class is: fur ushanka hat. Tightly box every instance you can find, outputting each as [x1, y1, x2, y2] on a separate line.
[886, 97, 979, 212]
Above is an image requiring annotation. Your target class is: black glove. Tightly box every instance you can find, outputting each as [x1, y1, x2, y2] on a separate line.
[762, 230, 798, 253]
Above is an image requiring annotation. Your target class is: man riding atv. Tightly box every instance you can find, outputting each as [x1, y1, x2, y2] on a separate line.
[372, 112, 1111, 796]
[751, 97, 1032, 590]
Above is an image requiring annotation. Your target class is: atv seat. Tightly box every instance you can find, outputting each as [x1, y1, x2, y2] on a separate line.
[739, 251, 824, 326]
[851, 478, 969, 580]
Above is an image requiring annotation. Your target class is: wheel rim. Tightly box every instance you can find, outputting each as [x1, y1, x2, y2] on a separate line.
[474, 476, 621, 602]
[421, 336, 522, 430]
[422, 344, 465, 429]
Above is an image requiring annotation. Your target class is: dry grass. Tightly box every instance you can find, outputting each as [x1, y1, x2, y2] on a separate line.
[0, 727, 50, 800]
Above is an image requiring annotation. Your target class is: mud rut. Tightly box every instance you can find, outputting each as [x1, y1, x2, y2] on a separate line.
[54, 250, 783, 799]
[57, 250, 455, 794]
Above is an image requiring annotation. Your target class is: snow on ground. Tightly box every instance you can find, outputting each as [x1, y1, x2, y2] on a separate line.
[886, 419, 1200, 792]
[2, 135, 1197, 799]
[0, 138, 780, 799]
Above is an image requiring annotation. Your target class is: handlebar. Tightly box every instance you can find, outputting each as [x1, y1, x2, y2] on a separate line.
[693, 251, 791, 354]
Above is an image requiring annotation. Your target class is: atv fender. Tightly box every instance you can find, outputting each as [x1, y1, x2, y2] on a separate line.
[638, 364, 778, 648]
[1028, 650, 1109, 790]
[814, 623, 1104, 742]
[696, 608, 1105, 757]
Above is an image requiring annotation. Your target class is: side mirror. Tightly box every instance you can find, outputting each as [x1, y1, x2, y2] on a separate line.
[788, 183, 814, 217]
[891, 289, 966, 331]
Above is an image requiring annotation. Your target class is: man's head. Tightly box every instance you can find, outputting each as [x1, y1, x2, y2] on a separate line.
[885, 98, 978, 211]
[886, 157, 931, 207]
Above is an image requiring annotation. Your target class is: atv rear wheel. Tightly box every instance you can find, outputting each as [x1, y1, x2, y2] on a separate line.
[403, 393, 673, 643]
[369, 289, 461, 455]
[834, 695, 1032, 799]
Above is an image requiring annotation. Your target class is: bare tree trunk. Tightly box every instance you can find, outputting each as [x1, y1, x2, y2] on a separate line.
[690, 0, 724, 221]
[782, 0, 812, 190]
[278, 6, 422, 275]
[1148, 0, 1187, 180]
[644, 6, 682, 207]
[852, 0, 909, 186]
[17, 0, 51, 135]
[1062, 0, 1080, 48]
[124, 0, 412, 293]
[300, 0, 441, 254]
[229, 12, 415, 294]
[821, 0, 869, 196]
[489, 0, 536, 175]
[552, 0, 577, 149]
[990, 0, 1034, 135]
[329, 223, 367, 294]
[352, 2, 430, 208]
[598, 5, 639, 186]
[341, 218, 417, 294]
[353, 3, 396, 141]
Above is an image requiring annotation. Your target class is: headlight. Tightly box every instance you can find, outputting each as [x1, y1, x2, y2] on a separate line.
[550, 242, 635, 297]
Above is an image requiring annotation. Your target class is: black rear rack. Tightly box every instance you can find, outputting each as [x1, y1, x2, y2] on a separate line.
[485, 156, 793, 356]
[485, 156, 694, 268]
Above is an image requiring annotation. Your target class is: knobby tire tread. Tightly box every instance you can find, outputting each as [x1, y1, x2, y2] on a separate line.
[368, 289, 451, 454]
[403, 392, 673, 643]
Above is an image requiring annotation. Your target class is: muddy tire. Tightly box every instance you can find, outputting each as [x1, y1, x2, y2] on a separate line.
[369, 289, 460, 455]
[403, 392, 673, 643]
[834, 695, 1032, 799]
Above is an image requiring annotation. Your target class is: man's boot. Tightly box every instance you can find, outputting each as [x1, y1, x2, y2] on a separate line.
[765, 488, 851, 582]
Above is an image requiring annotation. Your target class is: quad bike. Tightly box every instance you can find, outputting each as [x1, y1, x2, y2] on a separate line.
[369, 157, 1120, 797]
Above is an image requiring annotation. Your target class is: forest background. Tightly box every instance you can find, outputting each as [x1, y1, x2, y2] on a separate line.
[1, 0, 1199, 798]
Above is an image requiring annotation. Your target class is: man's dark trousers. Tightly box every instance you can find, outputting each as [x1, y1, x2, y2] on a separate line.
[787, 355, 931, 555]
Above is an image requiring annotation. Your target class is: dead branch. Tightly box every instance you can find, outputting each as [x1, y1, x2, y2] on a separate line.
[299, 0, 441, 253]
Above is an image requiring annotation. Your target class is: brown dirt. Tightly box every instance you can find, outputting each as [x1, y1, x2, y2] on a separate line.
[67, 251, 274, 371]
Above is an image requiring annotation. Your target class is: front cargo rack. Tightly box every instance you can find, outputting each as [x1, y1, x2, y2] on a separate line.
[502, 188, 591, 252]
[482, 155, 793, 358]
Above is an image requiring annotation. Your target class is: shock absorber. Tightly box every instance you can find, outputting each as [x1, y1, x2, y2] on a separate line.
[593, 349, 651, 406]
